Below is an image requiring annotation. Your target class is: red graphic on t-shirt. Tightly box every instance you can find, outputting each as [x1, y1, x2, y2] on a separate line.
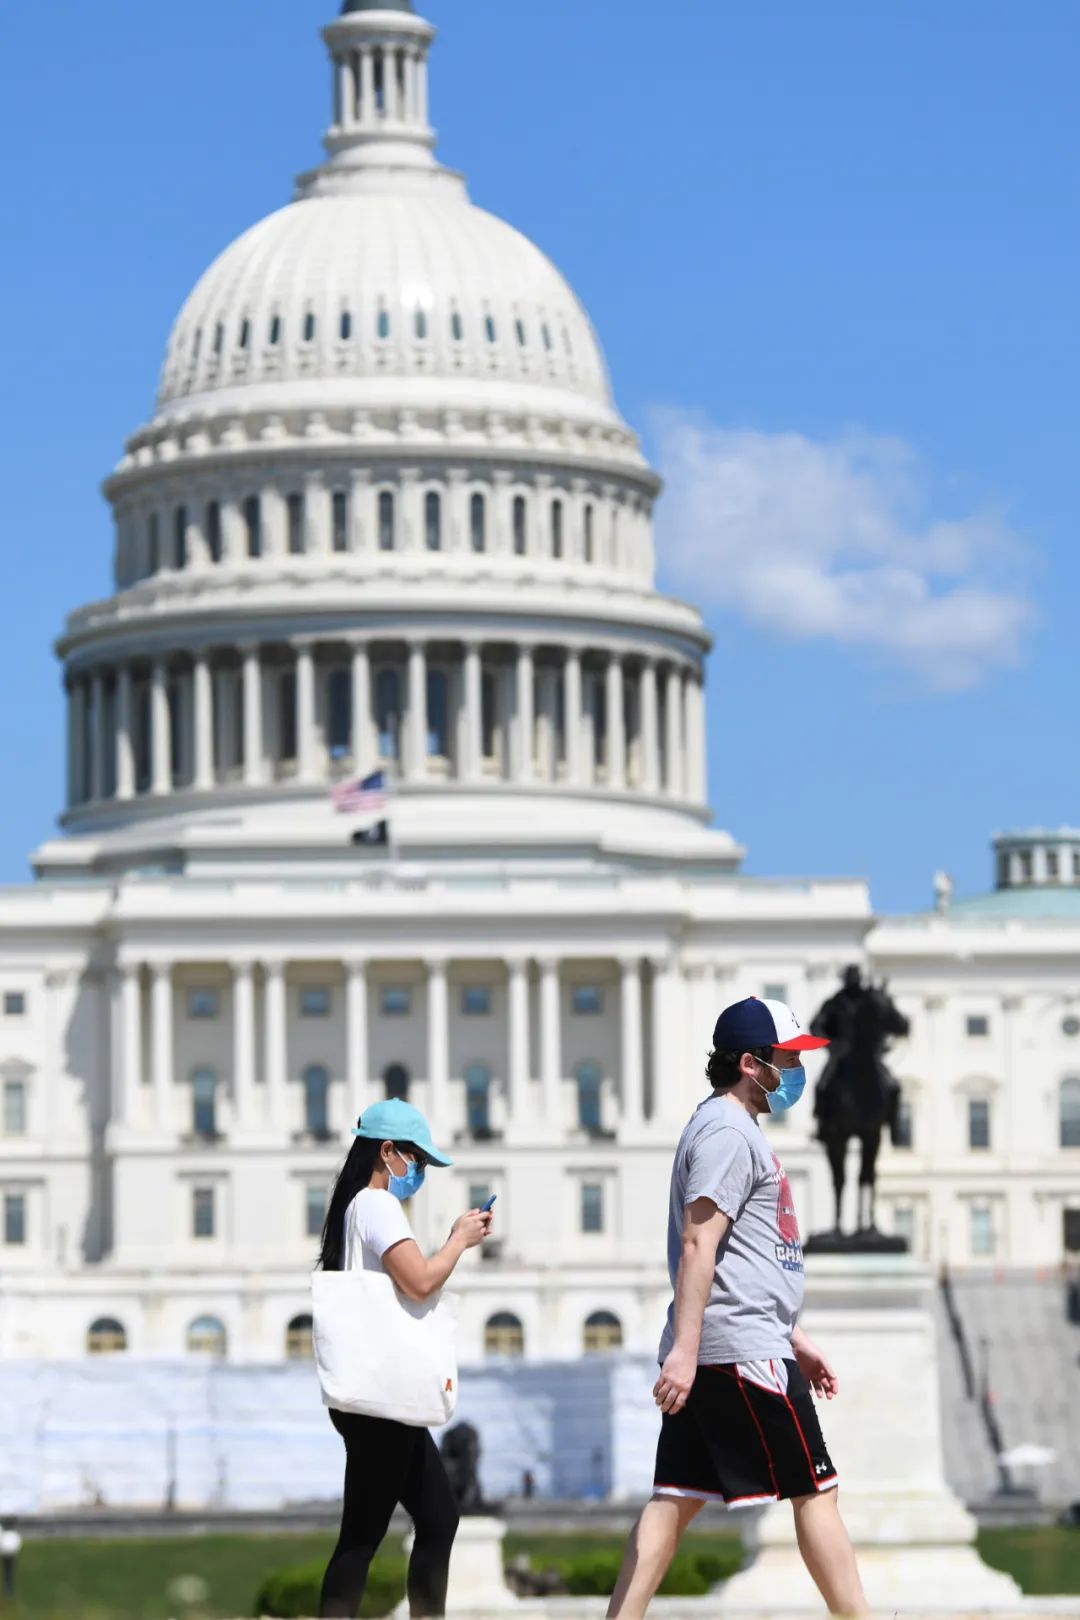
[772, 1153, 801, 1244]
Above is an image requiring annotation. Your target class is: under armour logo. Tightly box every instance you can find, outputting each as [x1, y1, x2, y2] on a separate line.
[814, 1462, 829, 1475]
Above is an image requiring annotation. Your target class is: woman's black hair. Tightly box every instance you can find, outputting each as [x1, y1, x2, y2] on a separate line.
[317, 1136, 418, 1271]
[705, 1045, 774, 1093]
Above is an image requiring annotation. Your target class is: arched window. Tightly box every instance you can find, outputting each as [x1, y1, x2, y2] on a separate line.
[384, 1063, 410, 1102]
[515, 318, 527, 347]
[425, 491, 442, 551]
[542, 323, 553, 351]
[205, 500, 222, 564]
[485, 315, 497, 344]
[286, 1313, 314, 1361]
[512, 496, 527, 556]
[576, 1062, 602, 1133]
[583, 1310, 623, 1354]
[584, 503, 594, 563]
[303, 1064, 330, 1137]
[328, 669, 351, 758]
[427, 669, 449, 758]
[414, 308, 428, 341]
[239, 318, 250, 351]
[451, 310, 464, 342]
[470, 492, 486, 553]
[244, 495, 261, 558]
[484, 1312, 524, 1358]
[287, 492, 305, 554]
[192, 1067, 217, 1138]
[187, 1315, 227, 1358]
[303, 311, 316, 343]
[1061, 1078, 1080, 1148]
[269, 314, 282, 346]
[465, 1062, 492, 1138]
[213, 322, 224, 355]
[173, 506, 187, 570]
[87, 1317, 127, 1355]
[339, 309, 352, 341]
[378, 490, 395, 551]
[375, 668, 401, 760]
[551, 499, 563, 559]
[377, 307, 390, 341]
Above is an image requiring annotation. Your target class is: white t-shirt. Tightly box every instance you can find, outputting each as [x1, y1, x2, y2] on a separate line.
[343, 1187, 414, 1273]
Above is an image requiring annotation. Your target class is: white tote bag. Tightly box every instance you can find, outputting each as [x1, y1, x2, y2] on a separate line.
[312, 1269, 460, 1428]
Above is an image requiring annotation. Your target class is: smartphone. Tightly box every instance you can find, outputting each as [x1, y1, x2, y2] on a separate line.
[480, 1194, 497, 1213]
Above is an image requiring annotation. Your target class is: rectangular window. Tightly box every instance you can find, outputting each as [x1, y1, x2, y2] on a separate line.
[893, 1205, 915, 1249]
[893, 1097, 914, 1150]
[187, 988, 219, 1020]
[970, 1205, 994, 1257]
[193, 1186, 216, 1240]
[762, 983, 787, 1003]
[3, 1192, 26, 1246]
[305, 1184, 326, 1239]
[3, 1081, 26, 1136]
[968, 1098, 991, 1150]
[581, 1182, 604, 1234]
[468, 1183, 491, 1212]
[1047, 849, 1060, 880]
[332, 491, 348, 553]
[3, 992, 26, 1017]
[573, 986, 603, 1016]
[287, 493, 305, 554]
[966, 1015, 990, 1037]
[192, 1070, 217, 1138]
[244, 495, 262, 558]
[461, 986, 491, 1016]
[381, 987, 410, 1017]
[378, 490, 395, 552]
[1064, 1209, 1080, 1254]
[300, 986, 331, 1018]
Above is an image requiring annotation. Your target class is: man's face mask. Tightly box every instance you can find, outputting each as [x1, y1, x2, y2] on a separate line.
[753, 1057, 807, 1116]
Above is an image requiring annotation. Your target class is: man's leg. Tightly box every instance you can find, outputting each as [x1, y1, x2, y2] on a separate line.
[605, 1493, 703, 1619]
[791, 1491, 869, 1618]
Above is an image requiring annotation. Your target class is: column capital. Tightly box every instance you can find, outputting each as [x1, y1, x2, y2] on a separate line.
[291, 635, 317, 654]
[344, 956, 369, 976]
[237, 639, 261, 658]
[536, 955, 560, 974]
[262, 957, 286, 979]
[229, 957, 256, 977]
[149, 960, 173, 982]
[618, 954, 643, 975]
[347, 632, 373, 650]
[116, 960, 142, 982]
[423, 954, 448, 974]
[505, 955, 529, 976]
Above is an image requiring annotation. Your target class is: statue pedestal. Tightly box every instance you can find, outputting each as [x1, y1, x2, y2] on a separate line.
[395, 1515, 520, 1616]
[719, 1256, 1023, 1613]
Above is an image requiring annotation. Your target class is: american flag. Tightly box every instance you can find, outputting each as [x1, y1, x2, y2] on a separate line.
[330, 769, 388, 815]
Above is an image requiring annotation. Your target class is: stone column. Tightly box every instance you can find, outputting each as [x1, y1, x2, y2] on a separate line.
[305, 472, 331, 554]
[664, 664, 684, 797]
[640, 658, 659, 793]
[507, 958, 530, 1130]
[350, 640, 374, 776]
[264, 960, 288, 1131]
[620, 957, 644, 1130]
[337, 55, 354, 129]
[193, 651, 214, 791]
[538, 957, 562, 1131]
[184, 503, 209, 570]
[68, 678, 86, 808]
[150, 963, 173, 1130]
[295, 641, 318, 784]
[563, 649, 583, 785]
[426, 958, 450, 1128]
[683, 669, 706, 803]
[232, 961, 256, 1130]
[463, 642, 482, 781]
[115, 664, 135, 801]
[345, 959, 369, 1124]
[262, 485, 287, 559]
[88, 671, 106, 802]
[515, 644, 535, 782]
[360, 48, 375, 123]
[221, 496, 245, 565]
[241, 643, 263, 786]
[535, 664, 557, 782]
[116, 963, 142, 1126]
[150, 660, 172, 795]
[407, 640, 427, 782]
[650, 955, 677, 1126]
[606, 653, 625, 789]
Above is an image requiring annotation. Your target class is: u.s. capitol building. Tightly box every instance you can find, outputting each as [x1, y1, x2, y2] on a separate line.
[2, 0, 1078, 1369]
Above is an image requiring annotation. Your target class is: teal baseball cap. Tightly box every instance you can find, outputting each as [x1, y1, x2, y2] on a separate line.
[351, 1098, 454, 1167]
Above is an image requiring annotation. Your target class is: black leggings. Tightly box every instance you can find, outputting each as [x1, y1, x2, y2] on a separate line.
[320, 1410, 460, 1618]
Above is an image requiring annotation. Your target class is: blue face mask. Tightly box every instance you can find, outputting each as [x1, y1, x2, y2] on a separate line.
[387, 1150, 426, 1202]
[756, 1059, 807, 1116]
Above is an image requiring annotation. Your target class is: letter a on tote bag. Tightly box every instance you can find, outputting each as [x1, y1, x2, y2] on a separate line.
[312, 1270, 460, 1427]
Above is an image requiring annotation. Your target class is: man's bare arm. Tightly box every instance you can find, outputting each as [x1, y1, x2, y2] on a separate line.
[653, 1198, 731, 1413]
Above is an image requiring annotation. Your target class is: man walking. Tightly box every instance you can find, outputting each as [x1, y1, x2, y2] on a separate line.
[607, 997, 869, 1619]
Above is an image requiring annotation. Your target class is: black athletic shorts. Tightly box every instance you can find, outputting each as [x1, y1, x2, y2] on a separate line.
[653, 1358, 838, 1508]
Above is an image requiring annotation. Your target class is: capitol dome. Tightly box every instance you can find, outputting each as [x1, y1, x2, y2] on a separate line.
[157, 194, 614, 425]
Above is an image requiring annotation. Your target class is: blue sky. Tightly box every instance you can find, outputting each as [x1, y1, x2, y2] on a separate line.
[1, 0, 1076, 910]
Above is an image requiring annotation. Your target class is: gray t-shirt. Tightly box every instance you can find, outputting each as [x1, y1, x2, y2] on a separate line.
[658, 1094, 805, 1364]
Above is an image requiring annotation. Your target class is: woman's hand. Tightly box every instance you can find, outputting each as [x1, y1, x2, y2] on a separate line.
[451, 1208, 493, 1250]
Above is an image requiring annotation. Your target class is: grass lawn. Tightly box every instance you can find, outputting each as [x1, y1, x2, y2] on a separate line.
[978, 1527, 1080, 1596]
[8, 1525, 1079, 1616]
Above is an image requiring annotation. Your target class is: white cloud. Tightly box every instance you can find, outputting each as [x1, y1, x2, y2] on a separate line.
[652, 411, 1036, 691]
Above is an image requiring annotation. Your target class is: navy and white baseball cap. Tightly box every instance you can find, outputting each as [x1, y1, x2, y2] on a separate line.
[712, 996, 829, 1054]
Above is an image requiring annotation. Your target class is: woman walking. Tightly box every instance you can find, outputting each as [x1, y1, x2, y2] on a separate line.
[316, 1098, 492, 1618]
